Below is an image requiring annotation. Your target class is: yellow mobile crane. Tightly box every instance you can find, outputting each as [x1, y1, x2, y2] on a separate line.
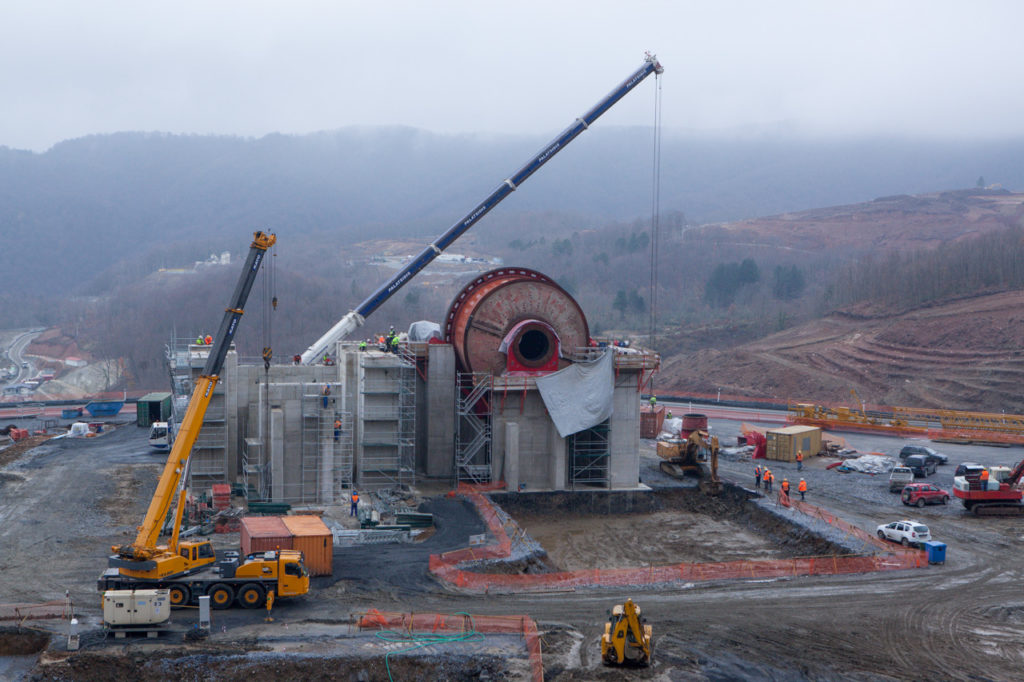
[98, 231, 309, 609]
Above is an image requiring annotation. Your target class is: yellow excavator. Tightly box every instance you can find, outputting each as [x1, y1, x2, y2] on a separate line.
[601, 598, 653, 666]
[98, 232, 310, 609]
[657, 428, 721, 494]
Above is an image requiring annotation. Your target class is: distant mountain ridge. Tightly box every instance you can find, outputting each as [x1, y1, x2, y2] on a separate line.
[2, 127, 1024, 296]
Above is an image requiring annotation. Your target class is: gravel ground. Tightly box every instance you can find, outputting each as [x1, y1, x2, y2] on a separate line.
[7, 408, 1024, 680]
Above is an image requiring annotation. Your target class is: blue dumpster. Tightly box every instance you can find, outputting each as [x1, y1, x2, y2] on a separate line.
[924, 541, 946, 565]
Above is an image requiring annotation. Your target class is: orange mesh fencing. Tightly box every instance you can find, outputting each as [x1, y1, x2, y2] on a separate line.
[358, 609, 543, 682]
[0, 600, 69, 621]
[428, 490, 927, 594]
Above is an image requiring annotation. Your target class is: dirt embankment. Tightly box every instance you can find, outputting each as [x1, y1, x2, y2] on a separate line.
[659, 289, 1024, 413]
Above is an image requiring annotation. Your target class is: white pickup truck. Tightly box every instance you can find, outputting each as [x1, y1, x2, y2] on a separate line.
[889, 466, 914, 493]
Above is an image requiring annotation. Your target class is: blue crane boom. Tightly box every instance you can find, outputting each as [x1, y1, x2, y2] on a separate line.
[301, 53, 663, 364]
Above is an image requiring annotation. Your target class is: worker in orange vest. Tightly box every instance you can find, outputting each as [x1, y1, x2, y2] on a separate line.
[763, 468, 772, 493]
[980, 468, 990, 490]
[781, 478, 790, 497]
[204, 334, 213, 345]
[754, 465, 762, 489]
[350, 491, 359, 517]
[796, 450, 804, 471]
[798, 478, 808, 501]
[334, 418, 342, 441]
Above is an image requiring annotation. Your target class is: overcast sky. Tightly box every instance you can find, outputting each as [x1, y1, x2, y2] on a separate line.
[2, 1, 1022, 152]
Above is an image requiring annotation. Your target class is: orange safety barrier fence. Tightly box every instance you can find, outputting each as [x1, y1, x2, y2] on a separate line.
[429, 490, 927, 595]
[358, 609, 543, 682]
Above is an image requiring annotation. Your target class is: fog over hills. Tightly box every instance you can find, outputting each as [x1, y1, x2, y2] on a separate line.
[2, 127, 1022, 296]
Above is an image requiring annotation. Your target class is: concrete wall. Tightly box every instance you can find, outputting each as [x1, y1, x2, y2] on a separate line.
[489, 368, 643, 492]
[609, 374, 641, 488]
[425, 344, 455, 478]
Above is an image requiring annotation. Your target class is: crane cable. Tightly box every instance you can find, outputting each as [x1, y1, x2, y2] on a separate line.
[261, 239, 277, 370]
[648, 68, 663, 384]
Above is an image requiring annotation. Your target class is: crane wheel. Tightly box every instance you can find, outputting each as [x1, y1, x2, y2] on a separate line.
[168, 585, 190, 608]
[238, 583, 266, 609]
[208, 583, 235, 609]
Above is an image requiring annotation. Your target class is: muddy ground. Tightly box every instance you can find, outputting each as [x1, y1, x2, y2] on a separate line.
[3, 410, 1024, 680]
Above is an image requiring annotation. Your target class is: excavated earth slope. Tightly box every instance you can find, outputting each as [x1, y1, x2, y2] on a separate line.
[659, 290, 1024, 413]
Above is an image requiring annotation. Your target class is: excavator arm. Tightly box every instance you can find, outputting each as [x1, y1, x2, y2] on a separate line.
[114, 231, 276, 563]
[601, 598, 652, 665]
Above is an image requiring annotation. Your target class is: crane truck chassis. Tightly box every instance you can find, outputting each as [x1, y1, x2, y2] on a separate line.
[99, 549, 308, 609]
[98, 231, 310, 609]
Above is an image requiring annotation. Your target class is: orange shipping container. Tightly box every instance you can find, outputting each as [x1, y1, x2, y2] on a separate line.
[240, 516, 292, 556]
[282, 515, 333, 577]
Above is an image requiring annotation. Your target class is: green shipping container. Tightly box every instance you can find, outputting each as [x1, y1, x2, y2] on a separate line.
[136, 392, 173, 428]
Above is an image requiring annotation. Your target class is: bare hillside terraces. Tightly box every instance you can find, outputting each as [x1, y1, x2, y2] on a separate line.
[659, 290, 1024, 413]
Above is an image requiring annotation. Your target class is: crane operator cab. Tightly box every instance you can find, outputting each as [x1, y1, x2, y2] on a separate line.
[148, 421, 173, 450]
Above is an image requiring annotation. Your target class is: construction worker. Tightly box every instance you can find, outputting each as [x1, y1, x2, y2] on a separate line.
[796, 450, 804, 471]
[390, 335, 400, 353]
[195, 335, 203, 345]
[649, 395, 657, 409]
[754, 465, 762, 489]
[763, 468, 772, 492]
[204, 334, 213, 345]
[359, 340, 367, 352]
[334, 418, 342, 441]
[980, 468, 990, 490]
[322, 383, 331, 408]
[350, 490, 359, 517]
[798, 478, 808, 501]
[781, 478, 790, 497]
[666, 410, 673, 419]
[378, 334, 386, 350]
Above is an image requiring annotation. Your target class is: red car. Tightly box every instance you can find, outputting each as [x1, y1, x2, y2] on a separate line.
[901, 482, 949, 507]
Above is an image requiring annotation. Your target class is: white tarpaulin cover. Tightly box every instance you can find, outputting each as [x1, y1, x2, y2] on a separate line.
[407, 320, 442, 343]
[839, 454, 896, 474]
[535, 348, 614, 437]
[69, 422, 91, 437]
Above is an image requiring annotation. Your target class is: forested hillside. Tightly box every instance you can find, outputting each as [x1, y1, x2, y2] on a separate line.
[4, 127, 1024, 391]
[3, 128, 1023, 297]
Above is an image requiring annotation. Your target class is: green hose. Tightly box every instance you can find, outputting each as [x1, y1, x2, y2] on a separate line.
[373, 612, 486, 682]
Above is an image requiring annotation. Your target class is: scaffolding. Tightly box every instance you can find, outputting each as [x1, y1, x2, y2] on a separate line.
[358, 353, 415, 490]
[568, 419, 610, 489]
[455, 372, 492, 486]
[164, 335, 195, 400]
[163, 336, 234, 491]
[241, 437, 268, 501]
[297, 384, 353, 504]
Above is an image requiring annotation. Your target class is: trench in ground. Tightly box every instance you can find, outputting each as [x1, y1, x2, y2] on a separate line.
[487, 486, 844, 573]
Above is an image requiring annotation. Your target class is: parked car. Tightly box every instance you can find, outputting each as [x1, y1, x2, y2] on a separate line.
[889, 466, 914, 493]
[898, 445, 948, 465]
[901, 483, 950, 507]
[876, 520, 931, 547]
[904, 454, 937, 478]
[955, 462, 984, 477]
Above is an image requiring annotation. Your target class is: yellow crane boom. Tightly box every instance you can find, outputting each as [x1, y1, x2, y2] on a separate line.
[112, 231, 276, 566]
